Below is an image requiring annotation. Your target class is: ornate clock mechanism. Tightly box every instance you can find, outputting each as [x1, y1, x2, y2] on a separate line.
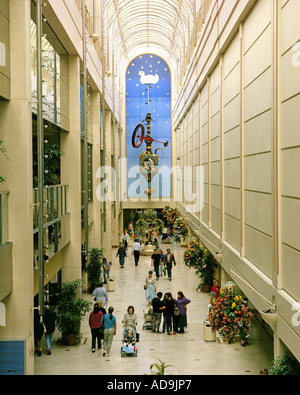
[132, 112, 168, 197]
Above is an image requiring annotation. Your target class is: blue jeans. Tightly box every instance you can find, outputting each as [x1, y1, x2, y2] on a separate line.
[45, 332, 53, 350]
[103, 269, 110, 282]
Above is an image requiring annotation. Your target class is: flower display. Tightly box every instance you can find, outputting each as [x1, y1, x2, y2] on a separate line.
[162, 205, 179, 224]
[208, 285, 254, 344]
[134, 217, 164, 235]
[183, 240, 216, 287]
[173, 217, 189, 240]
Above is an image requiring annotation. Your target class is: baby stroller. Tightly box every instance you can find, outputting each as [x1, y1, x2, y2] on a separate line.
[120, 327, 138, 357]
[142, 307, 154, 330]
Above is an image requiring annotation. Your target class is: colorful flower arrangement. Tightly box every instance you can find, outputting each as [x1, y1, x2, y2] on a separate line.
[134, 218, 164, 235]
[183, 240, 215, 286]
[173, 217, 189, 240]
[162, 205, 179, 224]
[208, 285, 254, 344]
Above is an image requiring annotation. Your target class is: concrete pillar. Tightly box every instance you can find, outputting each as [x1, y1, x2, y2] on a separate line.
[101, 109, 112, 262]
[0, 0, 34, 375]
[60, 55, 82, 282]
[89, 90, 102, 250]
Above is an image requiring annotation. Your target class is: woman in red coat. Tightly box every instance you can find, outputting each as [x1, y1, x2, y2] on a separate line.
[89, 303, 103, 352]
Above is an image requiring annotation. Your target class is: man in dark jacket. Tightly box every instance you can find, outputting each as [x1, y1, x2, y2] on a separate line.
[163, 248, 176, 281]
[43, 305, 57, 355]
[151, 292, 165, 333]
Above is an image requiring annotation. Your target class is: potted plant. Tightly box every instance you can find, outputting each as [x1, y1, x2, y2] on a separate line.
[146, 358, 177, 375]
[269, 355, 300, 375]
[56, 279, 91, 345]
[84, 247, 105, 292]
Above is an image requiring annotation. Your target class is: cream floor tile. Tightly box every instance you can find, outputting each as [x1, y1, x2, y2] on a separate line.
[34, 243, 274, 375]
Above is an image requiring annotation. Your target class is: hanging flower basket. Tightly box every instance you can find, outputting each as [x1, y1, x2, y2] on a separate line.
[183, 241, 216, 289]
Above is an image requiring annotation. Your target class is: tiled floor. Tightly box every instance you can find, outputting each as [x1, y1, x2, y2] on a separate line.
[34, 242, 274, 375]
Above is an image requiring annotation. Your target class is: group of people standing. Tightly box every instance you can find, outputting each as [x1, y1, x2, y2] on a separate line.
[151, 291, 191, 334]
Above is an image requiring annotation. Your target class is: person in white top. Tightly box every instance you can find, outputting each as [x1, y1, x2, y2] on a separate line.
[131, 239, 141, 266]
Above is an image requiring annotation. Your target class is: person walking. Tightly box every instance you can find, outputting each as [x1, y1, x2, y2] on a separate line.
[122, 306, 138, 332]
[43, 305, 57, 355]
[93, 281, 109, 309]
[163, 248, 176, 281]
[159, 249, 165, 277]
[151, 292, 166, 333]
[89, 303, 103, 352]
[116, 242, 127, 268]
[131, 239, 141, 266]
[102, 258, 111, 284]
[122, 230, 129, 249]
[176, 291, 191, 333]
[151, 249, 162, 279]
[101, 307, 117, 357]
[34, 308, 44, 356]
[145, 271, 157, 306]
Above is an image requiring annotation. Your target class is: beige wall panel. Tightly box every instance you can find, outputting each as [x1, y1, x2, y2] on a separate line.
[280, 95, 300, 149]
[211, 184, 221, 210]
[280, 49, 300, 102]
[243, 25, 272, 88]
[243, 68, 272, 122]
[211, 160, 220, 186]
[281, 244, 300, 301]
[210, 136, 220, 163]
[210, 89, 220, 118]
[224, 127, 240, 160]
[244, 225, 273, 278]
[224, 157, 240, 188]
[223, 32, 240, 78]
[202, 202, 209, 225]
[223, 95, 240, 132]
[281, 147, 300, 198]
[244, 153, 272, 193]
[201, 143, 208, 165]
[244, 110, 272, 156]
[281, 197, 300, 251]
[201, 103, 209, 129]
[280, 0, 300, 54]
[194, 147, 200, 166]
[224, 187, 241, 220]
[243, 0, 272, 54]
[210, 112, 220, 140]
[211, 206, 221, 236]
[223, 65, 240, 105]
[224, 214, 241, 252]
[209, 64, 220, 94]
[244, 190, 273, 236]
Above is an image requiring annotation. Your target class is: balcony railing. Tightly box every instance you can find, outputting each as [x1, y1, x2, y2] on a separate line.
[33, 184, 68, 231]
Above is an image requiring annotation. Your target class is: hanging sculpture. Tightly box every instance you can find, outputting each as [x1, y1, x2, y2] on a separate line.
[131, 77, 168, 197]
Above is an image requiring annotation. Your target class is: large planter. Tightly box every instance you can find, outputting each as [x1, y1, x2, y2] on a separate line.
[66, 334, 77, 346]
[202, 284, 211, 293]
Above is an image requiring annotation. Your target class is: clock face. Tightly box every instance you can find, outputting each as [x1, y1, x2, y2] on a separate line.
[139, 154, 159, 175]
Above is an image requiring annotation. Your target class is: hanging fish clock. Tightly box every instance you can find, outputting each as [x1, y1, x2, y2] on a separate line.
[132, 71, 168, 197]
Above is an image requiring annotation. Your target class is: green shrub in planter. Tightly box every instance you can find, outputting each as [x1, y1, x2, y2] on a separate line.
[269, 355, 300, 375]
[84, 247, 105, 292]
[56, 279, 91, 344]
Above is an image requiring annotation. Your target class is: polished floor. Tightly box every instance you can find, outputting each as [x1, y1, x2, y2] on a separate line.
[34, 242, 274, 375]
